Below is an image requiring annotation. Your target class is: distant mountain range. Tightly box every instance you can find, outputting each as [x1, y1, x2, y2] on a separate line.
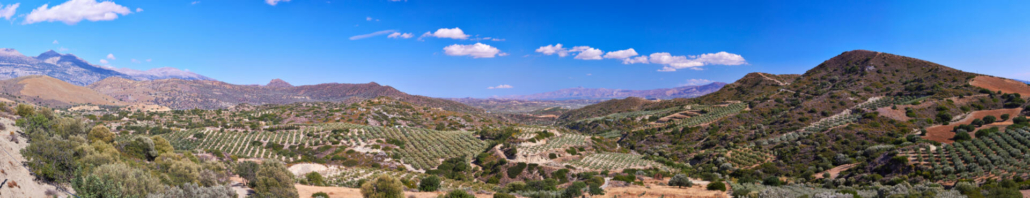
[492, 82, 726, 101]
[0, 48, 212, 86]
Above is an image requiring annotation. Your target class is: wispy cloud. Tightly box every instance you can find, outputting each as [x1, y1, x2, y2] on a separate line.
[191, 1, 201, 5]
[106, 53, 115, 60]
[487, 84, 513, 89]
[24, 0, 134, 25]
[265, 0, 290, 6]
[680, 79, 714, 86]
[387, 32, 413, 39]
[349, 30, 396, 40]
[52, 40, 59, 44]
[535, 43, 746, 71]
[0, 3, 18, 21]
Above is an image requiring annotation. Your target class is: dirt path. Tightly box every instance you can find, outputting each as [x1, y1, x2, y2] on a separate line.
[0, 118, 72, 198]
[294, 184, 494, 198]
[601, 177, 728, 198]
[756, 73, 788, 86]
[812, 164, 856, 180]
[923, 108, 1023, 144]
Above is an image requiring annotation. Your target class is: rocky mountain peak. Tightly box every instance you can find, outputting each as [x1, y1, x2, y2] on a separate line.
[266, 78, 293, 88]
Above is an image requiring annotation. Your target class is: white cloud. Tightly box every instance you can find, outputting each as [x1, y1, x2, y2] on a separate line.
[535, 44, 569, 57]
[387, 32, 413, 39]
[136, 8, 143, 12]
[349, 30, 396, 40]
[680, 79, 714, 86]
[365, 16, 378, 21]
[421, 27, 470, 40]
[0, 3, 17, 20]
[498, 52, 509, 56]
[623, 56, 648, 64]
[106, 53, 115, 60]
[146, 58, 152, 62]
[58, 47, 68, 52]
[265, 0, 290, 6]
[99, 59, 108, 64]
[191, 1, 200, 5]
[52, 40, 59, 44]
[570, 46, 603, 60]
[443, 43, 502, 58]
[603, 48, 638, 59]
[648, 51, 746, 72]
[131, 59, 140, 63]
[487, 84, 513, 89]
[24, 0, 133, 25]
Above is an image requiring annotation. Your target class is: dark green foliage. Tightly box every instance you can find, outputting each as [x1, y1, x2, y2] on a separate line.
[73, 174, 125, 198]
[975, 126, 999, 138]
[418, 176, 440, 192]
[306, 172, 325, 186]
[507, 162, 527, 178]
[668, 174, 693, 188]
[429, 157, 472, 181]
[983, 115, 997, 124]
[122, 136, 158, 160]
[236, 161, 260, 184]
[312, 192, 330, 198]
[493, 193, 516, 198]
[442, 190, 475, 198]
[612, 174, 636, 183]
[526, 179, 558, 191]
[562, 181, 587, 198]
[763, 176, 783, 186]
[148, 183, 238, 198]
[21, 134, 82, 182]
[954, 130, 972, 141]
[360, 175, 404, 198]
[551, 169, 570, 183]
[252, 160, 299, 198]
[706, 181, 726, 191]
[193, 132, 206, 139]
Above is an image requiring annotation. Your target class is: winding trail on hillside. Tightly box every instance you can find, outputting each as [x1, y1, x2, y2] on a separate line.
[756, 73, 788, 86]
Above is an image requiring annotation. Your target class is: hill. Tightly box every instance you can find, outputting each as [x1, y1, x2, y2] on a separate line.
[0, 48, 212, 85]
[569, 50, 1030, 182]
[0, 75, 123, 107]
[494, 82, 726, 100]
[88, 77, 483, 113]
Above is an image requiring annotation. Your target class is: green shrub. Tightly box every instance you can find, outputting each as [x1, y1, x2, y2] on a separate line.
[668, 174, 693, 188]
[707, 181, 726, 191]
[312, 192, 330, 198]
[252, 160, 299, 198]
[306, 172, 325, 186]
[418, 175, 440, 192]
[360, 175, 403, 198]
[507, 162, 527, 178]
[442, 190, 475, 198]
[493, 193, 516, 198]
[87, 125, 114, 143]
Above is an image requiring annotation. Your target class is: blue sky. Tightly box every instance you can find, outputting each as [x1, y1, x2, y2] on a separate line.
[1, 0, 1028, 98]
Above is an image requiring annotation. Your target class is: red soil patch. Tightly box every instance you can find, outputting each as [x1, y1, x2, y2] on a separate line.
[923, 108, 1023, 143]
[971, 76, 1030, 96]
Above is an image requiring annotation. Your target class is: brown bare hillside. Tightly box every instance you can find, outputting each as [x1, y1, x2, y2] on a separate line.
[88, 77, 483, 113]
[0, 75, 122, 107]
[971, 75, 1030, 95]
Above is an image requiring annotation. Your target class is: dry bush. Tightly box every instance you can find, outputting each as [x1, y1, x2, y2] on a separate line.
[7, 180, 18, 188]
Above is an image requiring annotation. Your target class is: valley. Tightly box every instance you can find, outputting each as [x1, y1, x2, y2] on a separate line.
[2, 50, 1029, 198]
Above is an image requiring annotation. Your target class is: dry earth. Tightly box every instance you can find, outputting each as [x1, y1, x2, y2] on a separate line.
[923, 108, 1023, 143]
[17, 76, 122, 106]
[600, 177, 728, 198]
[971, 76, 1030, 96]
[295, 184, 494, 198]
[0, 117, 73, 198]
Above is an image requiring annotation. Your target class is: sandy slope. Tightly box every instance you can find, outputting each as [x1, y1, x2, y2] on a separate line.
[16, 76, 123, 106]
[0, 117, 73, 198]
[971, 76, 1030, 96]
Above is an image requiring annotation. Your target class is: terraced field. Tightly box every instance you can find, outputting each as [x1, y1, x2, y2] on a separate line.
[160, 128, 315, 161]
[318, 167, 496, 191]
[320, 123, 490, 170]
[902, 126, 1030, 182]
[564, 152, 672, 172]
